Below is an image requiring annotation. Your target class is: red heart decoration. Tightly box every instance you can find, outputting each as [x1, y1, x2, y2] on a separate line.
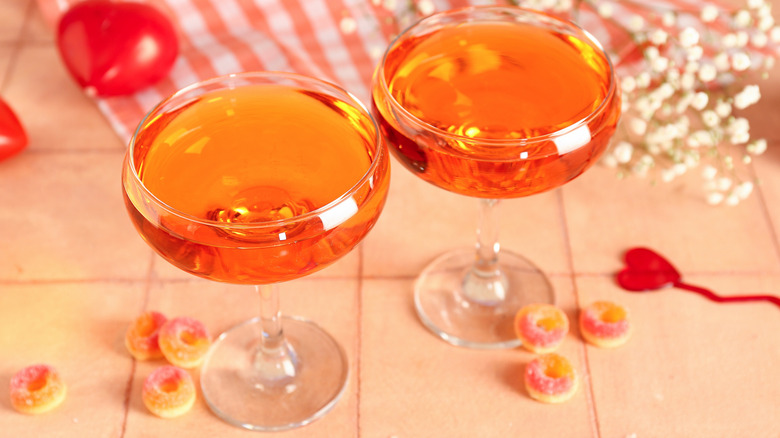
[0, 98, 28, 162]
[616, 247, 681, 291]
[56, 0, 179, 97]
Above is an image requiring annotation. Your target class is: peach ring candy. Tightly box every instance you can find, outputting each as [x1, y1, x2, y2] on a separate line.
[524, 353, 578, 404]
[9, 364, 67, 414]
[514, 303, 569, 353]
[158, 316, 211, 368]
[125, 310, 168, 360]
[142, 365, 196, 418]
[579, 300, 632, 348]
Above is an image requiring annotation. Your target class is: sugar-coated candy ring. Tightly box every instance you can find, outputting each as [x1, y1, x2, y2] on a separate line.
[158, 316, 211, 368]
[524, 353, 578, 404]
[142, 365, 196, 418]
[579, 301, 632, 348]
[9, 364, 67, 414]
[125, 310, 168, 360]
[514, 303, 569, 354]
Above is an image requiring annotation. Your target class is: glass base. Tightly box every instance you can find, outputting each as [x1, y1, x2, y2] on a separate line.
[200, 316, 348, 431]
[414, 248, 555, 349]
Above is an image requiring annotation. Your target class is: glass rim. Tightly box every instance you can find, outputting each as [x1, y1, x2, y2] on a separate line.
[375, 5, 619, 150]
[125, 70, 385, 231]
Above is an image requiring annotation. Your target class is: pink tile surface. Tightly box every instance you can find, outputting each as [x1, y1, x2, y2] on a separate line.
[1, 2, 779, 437]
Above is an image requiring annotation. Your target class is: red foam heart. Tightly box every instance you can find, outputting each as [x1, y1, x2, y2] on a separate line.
[616, 247, 681, 291]
[56, 0, 179, 97]
[0, 98, 28, 162]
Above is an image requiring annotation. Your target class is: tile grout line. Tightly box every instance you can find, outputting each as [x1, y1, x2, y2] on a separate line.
[119, 251, 156, 438]
[0, 0, 32, 92]
[355, 243, 364, 438]
[556, 188, 602, 438]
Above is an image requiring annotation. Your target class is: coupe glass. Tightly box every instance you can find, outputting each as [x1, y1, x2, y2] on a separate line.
[371, 6, 620, 349]
[122, 72, 390, 430]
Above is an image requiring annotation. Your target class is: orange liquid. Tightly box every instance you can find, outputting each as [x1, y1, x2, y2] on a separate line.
[123, 85, 389, 284]
[372, 20, 620, 198]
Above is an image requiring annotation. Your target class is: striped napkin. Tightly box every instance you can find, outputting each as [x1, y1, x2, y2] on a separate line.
[35, 0, 741, 141]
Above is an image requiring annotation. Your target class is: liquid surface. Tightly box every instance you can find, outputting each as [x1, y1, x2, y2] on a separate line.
[373, 18, 620, 198]
[387, 22, 609, 139]
[135, 85, 374, 224]
[125, 84, 389, 284]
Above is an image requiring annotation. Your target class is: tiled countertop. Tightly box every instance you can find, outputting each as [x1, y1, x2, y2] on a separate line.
[1, 1, 779, 437]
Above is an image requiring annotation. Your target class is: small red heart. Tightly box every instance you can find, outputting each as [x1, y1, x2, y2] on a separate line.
[0, 98, 28, 162]
[616, 247, 681, 291]
[56, 0, 179, 97]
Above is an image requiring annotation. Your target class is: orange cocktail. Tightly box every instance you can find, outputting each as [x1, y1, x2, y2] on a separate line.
[372, 7, 620, 348]
[122, 72, 389, 431]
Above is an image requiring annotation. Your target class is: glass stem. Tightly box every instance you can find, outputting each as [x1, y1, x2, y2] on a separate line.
[252, 284, 298, 389]
[462, 198, 508, 304]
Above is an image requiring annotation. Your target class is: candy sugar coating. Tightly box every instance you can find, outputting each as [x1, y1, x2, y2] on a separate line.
[125, 310, 168, 360]
[142, 365, 196, 418]
[579, 301, 632, 348]
[158, 316, 211, 368]
[524, 353, 578, 404]
[9, 364, 67, 414]
[514, 303, 569, 354]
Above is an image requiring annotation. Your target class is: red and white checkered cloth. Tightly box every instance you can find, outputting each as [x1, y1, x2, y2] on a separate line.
[35, 0, 759, 142]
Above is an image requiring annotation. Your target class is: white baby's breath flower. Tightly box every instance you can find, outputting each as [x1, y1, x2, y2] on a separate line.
[661, 168, 677, 182]
[714, 52, 731, 71]
[707, 191, 725, 205]
[736, 181, 754, 199]
[630, 118, 648, 136]
[613, 141, 634, 163]
[679, 27, 700, 47]
[686, 45, 704, 62]
[759, 15, 775, 32]
[650, 30, 668, 45]
[671, 163, 687, 176]
[722, 33, 739, 48]
[698, 64, 718, 82]
[701, 110, 720, 128]
[701, 5, 719, 22]
[416, 0, 435, 16]
[730, 129, 751, 145]
[691, 92, 709, 110]
[629, 15, 645, 32]
[656, 82, 675, 99]
[715, 101, 732, 118]
[716, 176, 733, 191]
[662, 11, 676, 27]
[752, 32, 768, 48]
[339, 16, 357, 34]
[725, 192, 740, 206]
[636, 72, 651, 88]
[621, 76, 637, 93]
[733, 84, 761, 109]
[602, 154, 619, 168]
[684, 61, 700, 73]
[702, 165, 718, 180]
[731, 52, 752, 71]
[687, 130, 712, 148]
[680, 72, 696, 91]
[734, 10, 752, 28]
[747, 138, 768, 155]
[770, 26, 780, 43]
[736, 31, 750, 48]
[644, 46, 660, 60]
[747, 0, 763, 8]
